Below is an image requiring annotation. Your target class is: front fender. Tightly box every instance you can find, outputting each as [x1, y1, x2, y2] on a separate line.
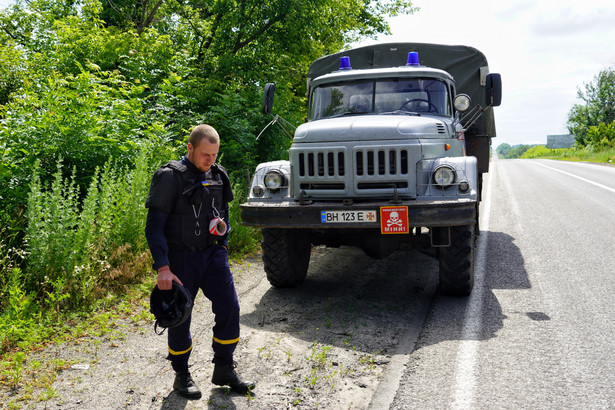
[417, 156, 478, 200]
[247, 160, 292, 200]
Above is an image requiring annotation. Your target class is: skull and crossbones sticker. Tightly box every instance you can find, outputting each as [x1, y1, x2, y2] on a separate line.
[387, 211, 403, 227]
[380, 206, 409, 234]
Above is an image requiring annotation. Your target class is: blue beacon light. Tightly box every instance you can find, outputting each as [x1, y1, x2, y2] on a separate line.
[339, 56, 352, 70]
[406, 52, 420, 66]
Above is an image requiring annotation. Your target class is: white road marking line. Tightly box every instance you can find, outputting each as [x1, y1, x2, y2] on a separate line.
[534, 161, 615, 194]
[451, 163, 494, 409]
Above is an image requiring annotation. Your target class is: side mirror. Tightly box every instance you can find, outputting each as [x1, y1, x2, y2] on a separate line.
[262, 83, 276, 115]
[485, 73, 502, 107]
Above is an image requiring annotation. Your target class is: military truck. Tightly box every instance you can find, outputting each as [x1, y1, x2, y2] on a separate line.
[241, 42, 501, 296]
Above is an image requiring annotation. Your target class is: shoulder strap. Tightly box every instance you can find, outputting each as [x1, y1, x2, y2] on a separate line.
[165, 160, 187, 173]
[163, 160, 198, 190]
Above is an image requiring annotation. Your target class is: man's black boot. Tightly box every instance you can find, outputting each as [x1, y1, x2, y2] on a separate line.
[211, 363, 256, 394]
[173, 371, 202, 399]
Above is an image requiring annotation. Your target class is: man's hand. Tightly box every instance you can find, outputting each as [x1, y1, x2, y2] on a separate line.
[157, 266, 183, 290]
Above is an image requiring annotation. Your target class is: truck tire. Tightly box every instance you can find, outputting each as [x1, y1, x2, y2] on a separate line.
[438, 225, 475, 296]
[261, 228, 311, 288]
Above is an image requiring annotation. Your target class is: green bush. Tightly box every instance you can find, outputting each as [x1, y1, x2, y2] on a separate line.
[585, 122, 615, 149]
[521, 146, 569, 159]
[0, 267, 45, 352]
[513, 143, 615, 163]
[502, 144, 534, 159]
[228, 184, 261, 258]
[24, 151, 155, 312]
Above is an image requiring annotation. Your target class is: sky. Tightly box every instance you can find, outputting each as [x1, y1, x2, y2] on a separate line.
[355, 0, 615, 148]
[2, 0, 614, 148]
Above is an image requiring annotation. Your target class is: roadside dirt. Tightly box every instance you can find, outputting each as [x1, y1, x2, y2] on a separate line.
[20, 246, 438, 409]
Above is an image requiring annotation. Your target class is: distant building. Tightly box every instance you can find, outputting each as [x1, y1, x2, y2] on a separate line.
[546, 134, 575, 149]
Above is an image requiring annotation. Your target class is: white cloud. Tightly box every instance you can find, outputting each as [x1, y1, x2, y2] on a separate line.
[529, 5, 615, 37]
[355, 0, 615, 148]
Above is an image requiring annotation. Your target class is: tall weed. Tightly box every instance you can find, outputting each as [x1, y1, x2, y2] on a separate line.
[0, 229, 27, 308]
[24, 151, 154, 311]
[0, 267, 43, 351]
[107, 152, 151, 251]
[25, 160, 81, 302]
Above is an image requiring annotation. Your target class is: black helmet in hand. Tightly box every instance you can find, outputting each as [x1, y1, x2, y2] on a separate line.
[150, 282, 193, 335]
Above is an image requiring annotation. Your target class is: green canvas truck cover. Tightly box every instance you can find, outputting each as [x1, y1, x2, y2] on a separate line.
[307, 42, 497, 139]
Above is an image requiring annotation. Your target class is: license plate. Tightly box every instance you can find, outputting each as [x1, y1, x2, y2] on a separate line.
[321, 210, 377, 223]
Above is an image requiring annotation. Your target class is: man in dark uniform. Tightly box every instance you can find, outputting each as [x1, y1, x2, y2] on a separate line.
[145, 124, 255, 398]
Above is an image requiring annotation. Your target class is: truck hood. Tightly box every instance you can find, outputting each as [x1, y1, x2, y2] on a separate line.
[294, 115, 451, 143]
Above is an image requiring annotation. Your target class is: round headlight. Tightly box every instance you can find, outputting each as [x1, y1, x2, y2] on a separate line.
[264, 170, 284, 190]
[433, 165, 456, 188]
[454, 94, 471, 112]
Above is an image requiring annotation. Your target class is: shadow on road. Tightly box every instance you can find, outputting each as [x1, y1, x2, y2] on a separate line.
[484, 231, 531, 290]
[241, 245, 438, 355]
[411, 230, 532, 350]
[241, 229, 531, 354]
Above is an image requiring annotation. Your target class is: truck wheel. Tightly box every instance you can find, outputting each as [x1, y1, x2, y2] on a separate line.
[261, 228, 311, 288]
[438, 225, 475, 296]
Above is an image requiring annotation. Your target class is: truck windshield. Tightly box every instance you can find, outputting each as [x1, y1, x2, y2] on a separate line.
[309, 78, 451, 120]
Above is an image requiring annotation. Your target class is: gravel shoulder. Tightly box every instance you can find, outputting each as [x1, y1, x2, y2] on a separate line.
[20, 246, 437, 409]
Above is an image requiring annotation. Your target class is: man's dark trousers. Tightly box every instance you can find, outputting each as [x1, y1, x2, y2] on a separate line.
[165, 245, 240, 372]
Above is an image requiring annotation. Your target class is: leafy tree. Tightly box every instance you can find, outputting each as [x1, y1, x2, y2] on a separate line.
[99, 0, 166, 33]
[497, 144, 535, 159]
[496, 143, 512, 157]
[0, 42, 26, 105]
[567, 68, 615, 146]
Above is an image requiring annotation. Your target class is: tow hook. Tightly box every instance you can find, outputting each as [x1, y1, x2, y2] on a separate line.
[389, 188, 402, 205]
[298, 190, 312, 205]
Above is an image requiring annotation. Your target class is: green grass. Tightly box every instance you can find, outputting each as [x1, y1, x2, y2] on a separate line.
[519, 145, 615, 163]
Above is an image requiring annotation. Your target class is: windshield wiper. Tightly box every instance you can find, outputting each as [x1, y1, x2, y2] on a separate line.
[330, 111, 371, 118]
[380, 110, 422, 116]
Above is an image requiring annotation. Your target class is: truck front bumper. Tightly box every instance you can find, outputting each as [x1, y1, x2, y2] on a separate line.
[240, 199, 476, 229]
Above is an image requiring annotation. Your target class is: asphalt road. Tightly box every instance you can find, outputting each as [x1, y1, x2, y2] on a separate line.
[386, 158, 615, 409]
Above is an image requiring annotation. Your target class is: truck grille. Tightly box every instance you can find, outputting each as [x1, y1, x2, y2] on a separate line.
[291, 144, 418, 198]
[354, 147, 411, 191]
[298, 151, 345, 177]
[355, 149, 409, 176]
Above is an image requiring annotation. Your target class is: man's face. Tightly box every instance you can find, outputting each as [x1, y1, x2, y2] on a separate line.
[187, 139, 219, 172]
